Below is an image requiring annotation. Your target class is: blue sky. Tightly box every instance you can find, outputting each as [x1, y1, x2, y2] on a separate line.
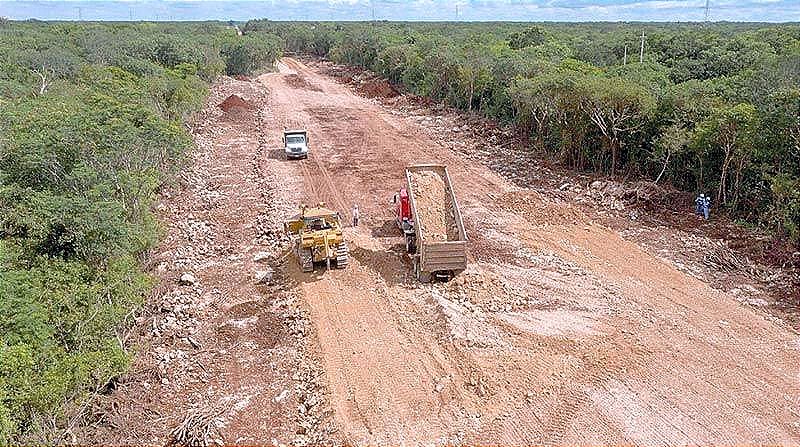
[1, 0, 799, 22]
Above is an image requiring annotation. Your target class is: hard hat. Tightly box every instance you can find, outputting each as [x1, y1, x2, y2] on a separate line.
[700, 194, 704, 198]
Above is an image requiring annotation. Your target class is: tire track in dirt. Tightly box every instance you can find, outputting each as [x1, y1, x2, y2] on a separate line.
[260, 59, 627, 444]
[258, 66, 477, 444]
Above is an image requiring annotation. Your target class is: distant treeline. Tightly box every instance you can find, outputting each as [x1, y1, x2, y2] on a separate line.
[0, 21, 280, 441]
[247, 21, 800, 242]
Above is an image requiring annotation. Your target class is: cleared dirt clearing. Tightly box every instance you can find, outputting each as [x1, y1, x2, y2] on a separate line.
[96, 58, 800, 445]
[255, 58, 800, 444]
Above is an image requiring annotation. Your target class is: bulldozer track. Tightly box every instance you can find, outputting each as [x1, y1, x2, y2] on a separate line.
[335, 242, 349, 268]
[297, 159, 319, 202]
[308, 152, 350, 219]
[299, 246, 313, 272]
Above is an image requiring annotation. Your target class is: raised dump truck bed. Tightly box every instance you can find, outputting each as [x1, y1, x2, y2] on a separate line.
[405, 164, 467, 282]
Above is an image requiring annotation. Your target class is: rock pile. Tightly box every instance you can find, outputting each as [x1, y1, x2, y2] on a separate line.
[438, 270, 533, 313]
[147, 284, 209, 389]
[152, 289, 201, 338]
[272, 290, 338, 445]
[409, 169, 459, 242]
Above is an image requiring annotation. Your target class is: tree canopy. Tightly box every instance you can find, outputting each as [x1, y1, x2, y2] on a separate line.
[252, 20, 800, 242]
[0, 21, 281, 442]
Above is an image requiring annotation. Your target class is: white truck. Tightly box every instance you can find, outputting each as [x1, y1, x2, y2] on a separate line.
[283, 129, 309, 159]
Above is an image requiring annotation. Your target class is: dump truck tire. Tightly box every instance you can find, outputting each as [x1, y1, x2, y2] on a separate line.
[405, 234, 416, 254]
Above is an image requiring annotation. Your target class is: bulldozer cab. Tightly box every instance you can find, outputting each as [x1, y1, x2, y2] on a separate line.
[308, 218, 330, 231]
[284, 204, 341, 236]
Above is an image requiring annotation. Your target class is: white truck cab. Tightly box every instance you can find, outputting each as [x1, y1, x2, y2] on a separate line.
[283, 129, 309, 159]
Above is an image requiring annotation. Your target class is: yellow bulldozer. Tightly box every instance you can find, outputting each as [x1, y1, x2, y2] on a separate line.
[284, 203, 349, 272]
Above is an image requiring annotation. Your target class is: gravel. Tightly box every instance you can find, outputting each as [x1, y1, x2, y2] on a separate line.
[408, 169, 459, 242]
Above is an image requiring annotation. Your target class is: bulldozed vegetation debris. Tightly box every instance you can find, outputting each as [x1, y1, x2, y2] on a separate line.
[166, 404, 229, 447]
[323, 63, 399, 98]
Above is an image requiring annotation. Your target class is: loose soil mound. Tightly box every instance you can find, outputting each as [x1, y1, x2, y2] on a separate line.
[218, 94, 253, 113]
[409, 169, 459, 242]
[358, 79, 399, 99]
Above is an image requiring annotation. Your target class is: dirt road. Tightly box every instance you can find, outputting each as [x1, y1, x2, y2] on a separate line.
[97, 58, 800, 444]
[254, 58, 800, 444]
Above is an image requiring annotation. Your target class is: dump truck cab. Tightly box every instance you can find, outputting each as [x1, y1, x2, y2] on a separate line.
[393, 187, 416, 253]
[283, 129, 309, 159]
[395, 188, 413, 222]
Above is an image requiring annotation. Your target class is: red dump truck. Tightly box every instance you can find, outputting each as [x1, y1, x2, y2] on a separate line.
[393, 164, 467, 282]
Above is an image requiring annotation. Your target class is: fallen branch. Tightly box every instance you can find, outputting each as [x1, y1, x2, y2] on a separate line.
[165, 403, 230, 447]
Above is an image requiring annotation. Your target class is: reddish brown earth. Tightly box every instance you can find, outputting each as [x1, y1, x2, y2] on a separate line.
[218, 94, 253, 112]
[357, 79, 399, 98]
[87, 58, 800, 445]
[284, 74, 323, 92]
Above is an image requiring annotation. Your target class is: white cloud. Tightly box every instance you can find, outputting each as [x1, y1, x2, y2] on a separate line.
[1, 0, 799, 21]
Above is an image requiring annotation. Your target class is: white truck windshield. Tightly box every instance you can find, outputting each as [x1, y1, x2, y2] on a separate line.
[286, 135, 305, 144]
